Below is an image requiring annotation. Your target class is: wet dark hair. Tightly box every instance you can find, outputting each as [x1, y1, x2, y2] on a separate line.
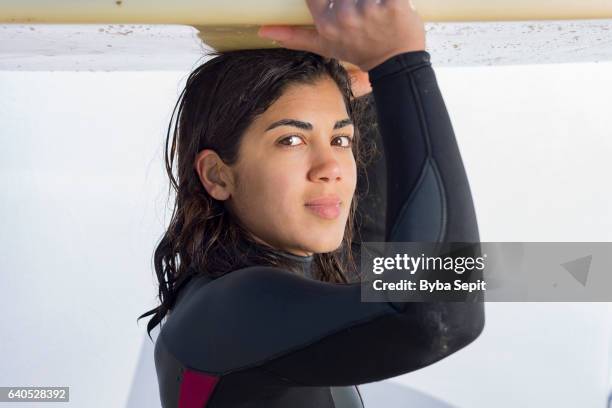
[138, 48, 370, 339]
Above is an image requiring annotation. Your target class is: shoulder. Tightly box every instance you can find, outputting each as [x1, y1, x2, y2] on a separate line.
[164, 265, 366, 330]
[157, 265, 362, 373]
[163, 266, 332, 336]
[180, 265, 352, 309]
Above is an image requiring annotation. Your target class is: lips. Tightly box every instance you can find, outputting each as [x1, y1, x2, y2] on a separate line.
[305, 195, 341, 220]
[305, 195, 341, 207]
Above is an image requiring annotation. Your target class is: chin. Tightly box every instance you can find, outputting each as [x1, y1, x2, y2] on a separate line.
[303, 233, 345, 254]
[295, 215, 348, 254]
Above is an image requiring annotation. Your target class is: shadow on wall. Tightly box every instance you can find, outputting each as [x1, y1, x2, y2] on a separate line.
[359, 380, 456, 408]
[125, 329, 456, 408]
[126, 330, 162, 408]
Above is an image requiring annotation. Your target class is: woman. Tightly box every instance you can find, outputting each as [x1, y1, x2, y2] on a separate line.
[140, 0, 485, 406]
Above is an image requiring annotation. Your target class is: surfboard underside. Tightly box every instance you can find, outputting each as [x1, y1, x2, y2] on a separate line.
[3, 0, 612, 50]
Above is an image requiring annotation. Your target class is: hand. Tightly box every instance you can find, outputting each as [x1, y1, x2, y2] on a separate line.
[257, 0, 426, 72]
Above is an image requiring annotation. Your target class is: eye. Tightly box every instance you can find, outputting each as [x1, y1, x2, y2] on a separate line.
[332, 135, 353, 148]
[277, 135, 305, 147]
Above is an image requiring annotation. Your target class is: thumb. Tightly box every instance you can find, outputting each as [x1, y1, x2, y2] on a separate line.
[258, 26, 323, 54]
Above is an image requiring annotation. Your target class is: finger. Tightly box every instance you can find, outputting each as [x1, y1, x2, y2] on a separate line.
[334, 0, 363, 12]
[307, 0, 340, 37]
[258, 26, 295, 42]
[261, 26, 325, 55]
[334, 0, 361, 28]
[305, 0, 333, 19]
[335, 0, 360, 11]
[358, 0, 385, 14]
[384, 0, 409, 12]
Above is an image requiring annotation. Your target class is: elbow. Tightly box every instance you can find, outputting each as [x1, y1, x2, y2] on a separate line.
[447, 303, 485, 355]
[420, 301, 485, 365]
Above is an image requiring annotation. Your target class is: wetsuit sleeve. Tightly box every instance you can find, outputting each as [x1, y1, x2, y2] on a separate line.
[160, 51, 485, 387]
[368, 51, 480, 243]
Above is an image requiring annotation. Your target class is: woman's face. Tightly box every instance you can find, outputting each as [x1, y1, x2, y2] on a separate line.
[227, 76, 357, 256]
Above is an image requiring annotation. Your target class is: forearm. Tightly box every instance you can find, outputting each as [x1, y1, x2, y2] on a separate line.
[369, 50, 480, 243]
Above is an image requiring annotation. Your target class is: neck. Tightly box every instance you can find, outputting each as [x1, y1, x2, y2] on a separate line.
[270, 248, 313, 262]
[236, 229, 315, 277]
[268, 247, 314, 279]
[246, 230, 313, 258]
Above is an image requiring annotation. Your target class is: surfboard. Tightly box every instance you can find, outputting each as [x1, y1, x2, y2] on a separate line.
[3, 0, 612, 50]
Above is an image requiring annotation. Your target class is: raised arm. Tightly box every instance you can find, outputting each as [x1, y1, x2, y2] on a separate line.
[368, 50, 480, 243]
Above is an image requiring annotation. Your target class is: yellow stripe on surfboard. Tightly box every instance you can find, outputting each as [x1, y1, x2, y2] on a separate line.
[3, 0, 612, 50]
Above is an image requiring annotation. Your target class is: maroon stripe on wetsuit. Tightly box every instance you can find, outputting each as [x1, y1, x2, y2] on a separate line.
[178, 369, 219, 408]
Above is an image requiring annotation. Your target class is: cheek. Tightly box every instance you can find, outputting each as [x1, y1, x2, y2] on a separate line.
[343, 154, 358, 196]
[235, 160, 303, 222]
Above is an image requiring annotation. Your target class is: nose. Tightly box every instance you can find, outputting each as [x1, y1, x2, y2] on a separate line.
[307, 147, 342, 183]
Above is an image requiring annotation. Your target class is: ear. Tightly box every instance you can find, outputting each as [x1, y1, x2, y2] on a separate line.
[194, 149, 234, 201]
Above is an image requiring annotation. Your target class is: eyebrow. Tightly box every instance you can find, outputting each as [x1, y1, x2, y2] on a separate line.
[265, 118, 353, 132]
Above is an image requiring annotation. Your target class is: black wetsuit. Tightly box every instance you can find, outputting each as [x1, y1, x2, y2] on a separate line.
[154, 50, 485, 408]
